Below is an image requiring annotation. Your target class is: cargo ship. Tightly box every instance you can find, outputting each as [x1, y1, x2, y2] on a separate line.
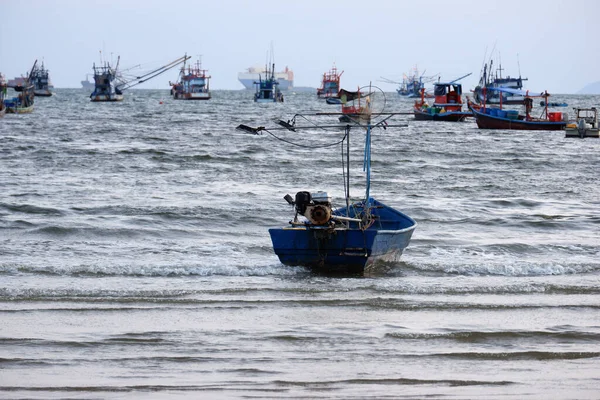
[238, 65, 293, 90]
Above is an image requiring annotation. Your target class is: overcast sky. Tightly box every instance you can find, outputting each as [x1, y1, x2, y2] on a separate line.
[1, 0, 598, 93]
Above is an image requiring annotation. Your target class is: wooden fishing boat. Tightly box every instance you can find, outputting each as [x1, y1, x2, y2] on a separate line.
[90, 57, 124, 102]
[4, 61, 36, 114]
[90, 54, 189, 102]
[382, 66, 436, 97]
[237, 87, 416, 274]
[413, 74, 472, 122]
[473, 53, 528, 105]
[468, 88, 566, 131]
[170, 57, 211, 100]
[31, 62, 53, 97]
[317, 64, 343, 99]
[254, 62, 284, 103]
[338, 88, 370, 123]
[4, 97, 34, 114]
[565, 108, 599, 138]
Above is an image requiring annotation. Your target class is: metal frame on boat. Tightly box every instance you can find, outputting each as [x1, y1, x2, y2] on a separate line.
[237, 86, 416, 273]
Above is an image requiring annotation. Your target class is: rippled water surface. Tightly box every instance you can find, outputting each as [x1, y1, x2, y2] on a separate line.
[1, 89, 599, 399]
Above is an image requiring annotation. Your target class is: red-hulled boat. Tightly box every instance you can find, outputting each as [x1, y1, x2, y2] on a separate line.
[317, 64, 343, 99]
[468, 88, 566, 131]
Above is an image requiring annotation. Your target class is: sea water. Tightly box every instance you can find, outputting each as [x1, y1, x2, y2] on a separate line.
[1, 89, 599, 399]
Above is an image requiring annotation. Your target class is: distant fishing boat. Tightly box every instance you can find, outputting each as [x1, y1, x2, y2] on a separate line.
[413, 74, 472, 122]
[236, 88, 416, 273]
[90, 54, 189, 102]
[170, 57, 211, 100]
[381, 66, 436, 97]
[4, 61, 36, 114]
[317, 64, 343, 99]
[565, 108, 599, 138]
[30, 62, 53, 97]
[468, 88, 566, 130]
[254, 63, 284, 103]
[90, 57, 124, 102]
[473, 54, 528, 105]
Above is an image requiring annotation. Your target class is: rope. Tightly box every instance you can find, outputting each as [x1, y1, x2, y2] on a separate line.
[263, 128, 347, 149]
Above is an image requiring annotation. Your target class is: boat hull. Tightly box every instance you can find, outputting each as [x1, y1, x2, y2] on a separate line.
[173, 92, 211, 100]
[471, 108, 566, 130]
[0, 107, 5, 118]
[6, 105, 34, 114]
[414, 108, 471, 122]
[90, 94, 124, 102]
[34, 90, 52, 97]
[255, 98, 282, 103]
[565, 127, 599, 138]
[269, 199, 417, 273]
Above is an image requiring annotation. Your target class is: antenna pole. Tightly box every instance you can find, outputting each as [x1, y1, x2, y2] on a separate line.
[346, 124, 350, 217]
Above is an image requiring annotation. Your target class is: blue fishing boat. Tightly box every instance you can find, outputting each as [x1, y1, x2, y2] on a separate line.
[468, 88, 566, 131]
[239, 90, 416, 273]
[254, 62, 284, 103]
[473, 54, 528, 105]
[4, 61, 36, 114]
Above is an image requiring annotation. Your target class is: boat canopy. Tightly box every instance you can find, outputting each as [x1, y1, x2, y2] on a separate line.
[434, 83, 462, 96]
[487, 87, 545, 97]
[338, 88, 373, 102]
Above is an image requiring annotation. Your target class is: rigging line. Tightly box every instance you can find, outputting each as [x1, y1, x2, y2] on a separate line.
[119, 56, 189, 90]
[263, 128, 347, 149]
[295, 114, 333, 132]
[340, 132, 347, 223]
[120, 63, 185, 90]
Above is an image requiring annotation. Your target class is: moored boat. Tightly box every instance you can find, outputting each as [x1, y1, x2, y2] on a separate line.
[90, 58, 124, 102]
[317, 64, 343, 99]
[473, 53, 528, 105]
[338, 88, 371, 123]
[413, 75, 472, 122]
[31, 62, 53, 97]
[90, 55, 188, 102]
[565, 108, 599, 138]
[468, 88, 567, 131]
[170, 57, 211, 100]
[4, 61, 36, 114]
[237, 89, 416, 273]
[389, 66, 436, 97]
[254, 63, 284, 103]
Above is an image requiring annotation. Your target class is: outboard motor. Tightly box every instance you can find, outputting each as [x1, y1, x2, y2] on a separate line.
[286, 191, 333, 225]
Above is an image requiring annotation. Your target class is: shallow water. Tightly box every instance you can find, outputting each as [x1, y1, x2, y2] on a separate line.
[1, 89, 599, 399]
